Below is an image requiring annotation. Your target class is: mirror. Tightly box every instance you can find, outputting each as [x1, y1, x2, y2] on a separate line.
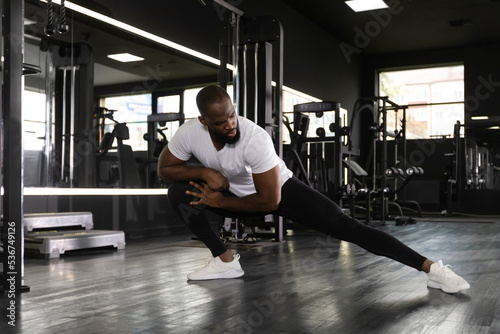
[23, 0, 218, 188]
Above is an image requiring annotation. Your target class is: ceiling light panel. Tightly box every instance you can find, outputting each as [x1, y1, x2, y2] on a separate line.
[346, 0, 389, 12]
[107, 53, 144, 62]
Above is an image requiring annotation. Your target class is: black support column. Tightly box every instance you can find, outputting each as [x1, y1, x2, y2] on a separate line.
[2, 0, 29, 294]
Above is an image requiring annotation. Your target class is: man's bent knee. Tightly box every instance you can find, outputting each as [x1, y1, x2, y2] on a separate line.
[167, 182, 195, 206]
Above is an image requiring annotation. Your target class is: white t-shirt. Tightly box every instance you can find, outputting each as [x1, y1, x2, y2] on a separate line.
[168, 116, 293, 197]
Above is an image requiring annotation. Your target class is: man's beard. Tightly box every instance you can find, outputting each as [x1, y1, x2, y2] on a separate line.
[209, 124, 241, 145]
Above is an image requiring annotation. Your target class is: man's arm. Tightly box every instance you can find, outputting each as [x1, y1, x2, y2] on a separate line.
[157, 146, 229, 191]
[187, 164, 282, 212]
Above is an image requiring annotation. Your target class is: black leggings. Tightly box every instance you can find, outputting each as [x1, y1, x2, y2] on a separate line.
[168, 177, 427, 271]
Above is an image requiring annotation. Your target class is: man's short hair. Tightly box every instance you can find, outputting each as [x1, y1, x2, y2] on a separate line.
[196, 85, 230, 116]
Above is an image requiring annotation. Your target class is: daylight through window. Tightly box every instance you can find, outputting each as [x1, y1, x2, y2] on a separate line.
[379, 65, 464, 139]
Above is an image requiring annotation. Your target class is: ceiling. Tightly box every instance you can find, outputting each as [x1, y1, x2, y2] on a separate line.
[281, 0, 500, 55]
[23, 0, 500, 90]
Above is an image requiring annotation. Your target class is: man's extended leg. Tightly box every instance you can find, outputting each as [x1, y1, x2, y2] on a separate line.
[275, 177, 470, 293]
[276, 177, 427, 270]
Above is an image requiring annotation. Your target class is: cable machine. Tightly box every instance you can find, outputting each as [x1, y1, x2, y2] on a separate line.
[42, 40, 95, 187]
[215, 1, 285, 242]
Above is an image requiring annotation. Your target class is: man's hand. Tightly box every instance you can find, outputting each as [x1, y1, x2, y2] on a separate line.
[203, 169, 229, 192]
[187, 165, 282, 213]
[186, 181, 224, 208]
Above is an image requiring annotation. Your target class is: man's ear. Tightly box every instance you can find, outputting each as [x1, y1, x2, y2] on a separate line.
[198, 116, 207, 126]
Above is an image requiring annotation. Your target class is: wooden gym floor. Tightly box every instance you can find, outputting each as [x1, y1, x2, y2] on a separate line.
[1, 217, 499, 334]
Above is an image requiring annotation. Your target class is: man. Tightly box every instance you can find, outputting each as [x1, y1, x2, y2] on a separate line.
[158, 85, 470, 294]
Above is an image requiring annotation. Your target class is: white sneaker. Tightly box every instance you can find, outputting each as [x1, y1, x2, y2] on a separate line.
[427, 260, 470, 293]
[187, 254, 244, 280]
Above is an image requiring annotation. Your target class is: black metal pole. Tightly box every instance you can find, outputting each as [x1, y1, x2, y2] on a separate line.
[0, 0, 3, 237]
[333, 102, 342, 207]
[3, 0, 29, 295]
[380, 97, 388, 223]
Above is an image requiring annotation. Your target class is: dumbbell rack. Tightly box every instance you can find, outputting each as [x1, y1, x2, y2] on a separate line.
[24, 212, 125, 259]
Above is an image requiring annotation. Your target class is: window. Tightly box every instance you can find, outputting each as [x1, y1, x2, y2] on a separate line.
[23, 90, 46, 151]
[100, 93, 152, 150]
[282, 89, 323, 143]
[157, 94, 182, 141]
[183, 88, 203, 120]
[379, 65, 464, 139]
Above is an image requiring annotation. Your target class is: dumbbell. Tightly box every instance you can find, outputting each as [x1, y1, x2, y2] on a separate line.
[385, 167, 404, 178]
[345, 184, 357, 196]
[405, 166, 424, 176]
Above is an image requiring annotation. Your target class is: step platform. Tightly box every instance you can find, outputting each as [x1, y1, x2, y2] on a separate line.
[23, 211, 125, 259]
[24, 212, 94, 232]
[25, 230, 126, 259]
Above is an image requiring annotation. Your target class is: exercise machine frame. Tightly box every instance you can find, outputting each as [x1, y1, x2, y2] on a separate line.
[218, 8, 285, 242]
